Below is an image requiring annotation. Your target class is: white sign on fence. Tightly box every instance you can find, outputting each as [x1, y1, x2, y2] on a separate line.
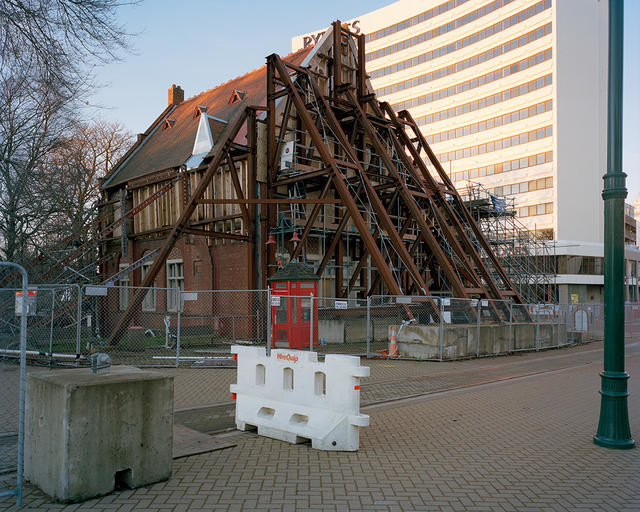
[85, 286, 109, 296]
[396, 297, 412, 304]
[271, 295, 281, 306]
[182, 292, 198, 301]
[335, 300, 348, 310]
[15, 290, 37, 316]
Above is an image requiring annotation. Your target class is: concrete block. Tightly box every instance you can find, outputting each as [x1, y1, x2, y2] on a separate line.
[395, 322, 568, 359]
[25, 366, 173, 503]
[318, 320, 345, 344]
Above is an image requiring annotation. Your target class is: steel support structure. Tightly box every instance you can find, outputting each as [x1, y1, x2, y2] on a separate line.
[105, 21, 530, 344]
[261, 22, 525, 322]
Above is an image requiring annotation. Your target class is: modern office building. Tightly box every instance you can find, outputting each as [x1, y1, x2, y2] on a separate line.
[293, 0, 640, 303]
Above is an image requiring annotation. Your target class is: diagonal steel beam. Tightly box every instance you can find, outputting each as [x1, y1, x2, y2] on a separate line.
[395, 107, 521, 304]
[301, 65, 430, 296]
[269, 54, 405, 297]
[290, 177, 333, 260]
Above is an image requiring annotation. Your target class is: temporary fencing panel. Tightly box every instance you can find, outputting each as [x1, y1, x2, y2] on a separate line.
[0, 263, 28, 506]
[230, 346, 369, 451]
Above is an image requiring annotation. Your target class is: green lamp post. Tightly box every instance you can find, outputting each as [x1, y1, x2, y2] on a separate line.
[594, 0, 635, 449]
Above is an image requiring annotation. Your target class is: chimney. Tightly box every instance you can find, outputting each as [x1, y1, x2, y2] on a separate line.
[168, 84, 184, 106]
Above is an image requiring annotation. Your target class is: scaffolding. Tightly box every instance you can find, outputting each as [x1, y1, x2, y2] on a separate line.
[461, 182, 556, 303]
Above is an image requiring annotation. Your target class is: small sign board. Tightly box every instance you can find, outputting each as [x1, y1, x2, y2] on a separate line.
[271, 295, 281, 306]
[396, 297, 412, 304]
[15, 290, 37, 316]
[334, 300, 348, 310]
[481, 299, 488, 307]
[182, 292, 198, 301]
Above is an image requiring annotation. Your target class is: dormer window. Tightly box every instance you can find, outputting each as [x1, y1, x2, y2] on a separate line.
[194, 105, 208, 119]
[163, 118, 176, 130]
[229, 90, 246, 104]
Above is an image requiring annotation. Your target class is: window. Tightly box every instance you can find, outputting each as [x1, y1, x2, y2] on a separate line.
[118, 264, 129, 311]
[167, 260, 184, 312]
[141, 262, 156, 312]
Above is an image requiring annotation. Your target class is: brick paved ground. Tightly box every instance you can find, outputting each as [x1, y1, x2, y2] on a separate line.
[1, 341, 638, 511]
[167, 340, 610, 409]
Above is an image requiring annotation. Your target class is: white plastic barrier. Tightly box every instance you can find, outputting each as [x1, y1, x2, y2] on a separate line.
[230, 346, 370, 451]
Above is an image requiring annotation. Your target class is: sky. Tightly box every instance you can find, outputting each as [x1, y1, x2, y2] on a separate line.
[91, 0, 640, 201]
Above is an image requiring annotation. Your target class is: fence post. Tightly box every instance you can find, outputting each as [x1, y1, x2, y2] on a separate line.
[557, 304, 561, 347]
[232, 316, 236, 343]
[476, 299, 481, 358]
[535, 306, 540, 351]
[48, 289, 56, 363]
[309, 293, 314, 351]
[366, 296, 371, 358]
[0, 262, 28, 506]
[75, 285, 82, 366]
[266, 287, 272, 356]
[439, 298, 444, 361]
[176, 301, 181, 368]
[508, 301, 513, 353]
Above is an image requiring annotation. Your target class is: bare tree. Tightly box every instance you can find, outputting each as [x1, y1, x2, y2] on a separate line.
[0, 63, 74, 262]
[0, 0, 135, 100]
[0, 0, 137, 269]
[46, 120, 133, 239]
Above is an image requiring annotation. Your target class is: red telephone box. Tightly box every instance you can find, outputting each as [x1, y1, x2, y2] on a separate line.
[268, 262, 319, 349]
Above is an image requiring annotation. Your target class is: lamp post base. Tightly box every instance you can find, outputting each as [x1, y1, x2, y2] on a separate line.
[593, 371, 635, 449]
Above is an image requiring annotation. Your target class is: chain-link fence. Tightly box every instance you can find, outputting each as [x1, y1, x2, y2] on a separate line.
[0, 264, 28, 506]
[2, 281, 636, 412]
[81, 286, 268, 368]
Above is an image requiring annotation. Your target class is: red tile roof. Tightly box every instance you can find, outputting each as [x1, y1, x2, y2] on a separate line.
[104, 47, 312, 189]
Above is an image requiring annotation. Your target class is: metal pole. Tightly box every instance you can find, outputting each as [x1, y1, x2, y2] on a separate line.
[266, 287, 272, 356]
[309, 293, 314, 351]
[366, 296, 371, 358]
[535, 308, 540, 351]
[75, 285, 82, 366]
[0, 262, 28, 506]
[594, 0, 635, 449]
[476, 300, 481, 358]
[557, 304, 561, 347]
[508, 301, 513, 353]
[48, 289, 55, 364]
[439, 299, 444, 361]
[176, 304, 181, 368]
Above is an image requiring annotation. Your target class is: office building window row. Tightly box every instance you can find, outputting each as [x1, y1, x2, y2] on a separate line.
[415, 74, 552, 127]
[365, 0, 473, 44]
[489, 176, 553, 197]
[519, 202, 553, 217]
[427, 100, 552, 145]
[370, 1, 550, 80]
[452, 151, 553, 182]
[367, 0, 520, 61]
[391, 48, 552, 111]
[438, 125, 553, 163]
[376, 23, 551, 98]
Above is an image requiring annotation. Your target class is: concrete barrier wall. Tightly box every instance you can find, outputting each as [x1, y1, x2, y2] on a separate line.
[393, 322, 568, 360]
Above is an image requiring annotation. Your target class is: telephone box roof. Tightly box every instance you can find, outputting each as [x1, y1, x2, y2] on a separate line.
[267, 261, 320, 282]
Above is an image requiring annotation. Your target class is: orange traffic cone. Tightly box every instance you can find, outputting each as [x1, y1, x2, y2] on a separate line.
[388, 326, 398, 358]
